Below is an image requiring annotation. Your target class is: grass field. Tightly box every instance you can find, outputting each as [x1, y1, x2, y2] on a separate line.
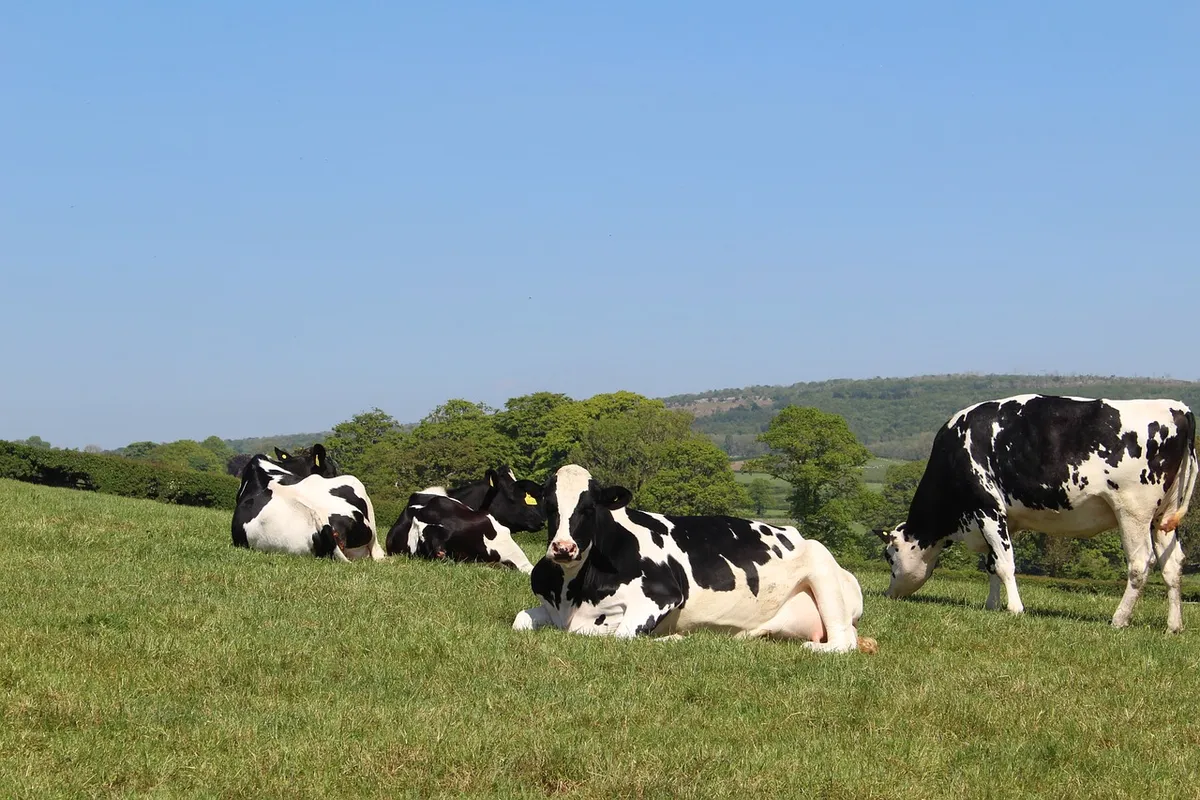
[3, 478, 1199, 798]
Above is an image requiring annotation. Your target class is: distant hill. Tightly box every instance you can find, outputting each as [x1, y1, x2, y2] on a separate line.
[663, 373, 1200, 460]
[221, 374, 1200, 463]
[223, 432, 331, 455]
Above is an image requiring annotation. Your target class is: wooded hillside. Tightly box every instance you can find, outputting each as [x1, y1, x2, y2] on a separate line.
[662, 373, 1200, 459]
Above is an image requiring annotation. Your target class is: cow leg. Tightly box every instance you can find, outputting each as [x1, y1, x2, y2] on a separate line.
[978, 516, 1022, 614]
[613, 599, 680, 639]
[984, 552, 1002, 610]
[1156, 528, 1185, 634]
[512, 605, 554, 631]
[485, 531, 535, 574]
[1112, 513, 1156, 629]
[789, 540, 857, 653]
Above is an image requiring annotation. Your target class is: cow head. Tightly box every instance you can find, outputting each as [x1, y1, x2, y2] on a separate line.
[272, 444, 338, 479]
[874, 523, 939, 598]
[543, 464, 631, 565]
[480, 466, 546, 533]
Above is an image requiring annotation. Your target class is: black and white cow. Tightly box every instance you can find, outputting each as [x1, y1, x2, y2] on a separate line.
[512, 464, 875, 653]
[876, 395, 1197, 632]
[232, 444, 384, 561]
[385, 466, 546, 573]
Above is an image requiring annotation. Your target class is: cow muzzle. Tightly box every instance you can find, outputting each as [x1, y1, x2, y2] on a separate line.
[549, 540, 579, 562]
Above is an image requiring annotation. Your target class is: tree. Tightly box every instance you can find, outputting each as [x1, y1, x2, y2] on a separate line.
[494, 392, 572, 477]
[83, 444, 105, 454]
[226, 453, 253, 477]
[746, 477, 773, 516]
[19, 436, 52, 449]
[118, 441, 157, 459]
[870, 460, 927, 530]
[199, 435, 236, 465]
[393, 400, 517, 495]
[638, 437, 749, 516]
[747, 406, 873, 553]
[568, 405, 694, 496]
[324, 409, 402, 474]
[533, 391, 664, 479]
[139, 440, 226, 472]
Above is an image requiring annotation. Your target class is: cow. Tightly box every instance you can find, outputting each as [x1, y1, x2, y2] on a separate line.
[512, 464, 876, 654]
[385, 466, 546, 573]
[232, 443, 384, 561]
[875, 395, 1197, 633]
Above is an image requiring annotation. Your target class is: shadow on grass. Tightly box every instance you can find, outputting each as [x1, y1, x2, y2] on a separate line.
[870, 589, 1116, 625]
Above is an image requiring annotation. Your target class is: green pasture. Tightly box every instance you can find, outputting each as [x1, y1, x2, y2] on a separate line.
[2, 479, 1198, 798]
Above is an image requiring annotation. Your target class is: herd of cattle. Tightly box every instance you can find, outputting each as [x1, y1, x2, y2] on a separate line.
[232, 394, 1198, 652]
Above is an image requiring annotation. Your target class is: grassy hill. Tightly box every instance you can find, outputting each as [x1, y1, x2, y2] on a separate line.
[3, 478, 1197, 797]
[664, 373, 1200, 459]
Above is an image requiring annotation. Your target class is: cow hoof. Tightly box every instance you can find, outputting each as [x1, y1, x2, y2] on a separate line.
[512, 611, 535, 631]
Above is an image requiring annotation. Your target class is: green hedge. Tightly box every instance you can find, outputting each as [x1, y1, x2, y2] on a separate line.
[0, 441, 240, 510]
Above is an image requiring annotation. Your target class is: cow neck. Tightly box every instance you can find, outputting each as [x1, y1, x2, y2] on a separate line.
[477, 484, 499, 513]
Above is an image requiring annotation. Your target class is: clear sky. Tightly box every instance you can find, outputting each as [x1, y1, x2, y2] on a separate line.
[2, 2, 1197, 449]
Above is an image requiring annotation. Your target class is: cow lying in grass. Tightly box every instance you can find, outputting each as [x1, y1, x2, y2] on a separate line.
[513, 464, 876, 653]
[232, 444, 383, 561]
[876, 395, 1197, 632]
[385, 466, 545, 573]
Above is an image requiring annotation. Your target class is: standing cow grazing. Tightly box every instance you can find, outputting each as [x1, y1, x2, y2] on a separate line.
[876, 395, 1197, 632]
[233, 444, 384, 562]
[513, 464, 876, 653]
[385, 466, 546, 573]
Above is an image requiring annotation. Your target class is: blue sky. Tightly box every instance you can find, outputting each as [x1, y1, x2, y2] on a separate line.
[2, 2, 1197, 448]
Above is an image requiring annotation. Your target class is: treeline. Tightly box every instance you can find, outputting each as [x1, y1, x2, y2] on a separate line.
[0, 440, 239, 509]
[322, 391, 749, 521]
[666, 373, 1200, 460]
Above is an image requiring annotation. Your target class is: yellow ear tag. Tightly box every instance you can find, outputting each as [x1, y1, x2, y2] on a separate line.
[279, 453, 288, 460]
[524, 493, 538, 506]
[488, 477, 494, 487]
[313, 455, 321, 467]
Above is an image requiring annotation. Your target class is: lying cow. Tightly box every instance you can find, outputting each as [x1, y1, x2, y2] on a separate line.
[512, 464, 875, 653]
[876, 395, 1197, 632]
[385, 466, 546, 573]
[232, 443, 384, 561]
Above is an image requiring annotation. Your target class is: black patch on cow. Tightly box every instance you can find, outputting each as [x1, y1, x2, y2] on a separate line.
[776, 532, 795, 551]
[772, 545, 782, 558]
[636, 609, 674, 636]
[635, 512, 773, 596]
[446, 466, 546, 533]
[634, 512, 668, 548]
[231, 458, 292, 548]
[329, 485, 369, 518]
[594, 614, 606, 626]
[531, 559, 564, 608]
[1107, 480, 1119, 490]
[386, 493, 512, 565]
[903, 397, 1152, 549]
[312, 525, 338, 558]
[328, 512, 373, 550]
[640, 555, 688, 610]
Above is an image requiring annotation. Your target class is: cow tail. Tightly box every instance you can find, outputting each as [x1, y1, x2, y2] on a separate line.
[1159, 410, 1198, 534]
[856, 636, 879, 655]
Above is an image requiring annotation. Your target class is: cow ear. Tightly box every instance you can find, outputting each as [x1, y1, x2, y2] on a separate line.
[515, 479, 542, 506]
[872, 528, 891, 543]
[598, 486, 632, 510]
[485, 469, 498, 489]
[274, 447, 289, 461]
[311, 447, 323, 469]
[311, 443, 326, 459]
